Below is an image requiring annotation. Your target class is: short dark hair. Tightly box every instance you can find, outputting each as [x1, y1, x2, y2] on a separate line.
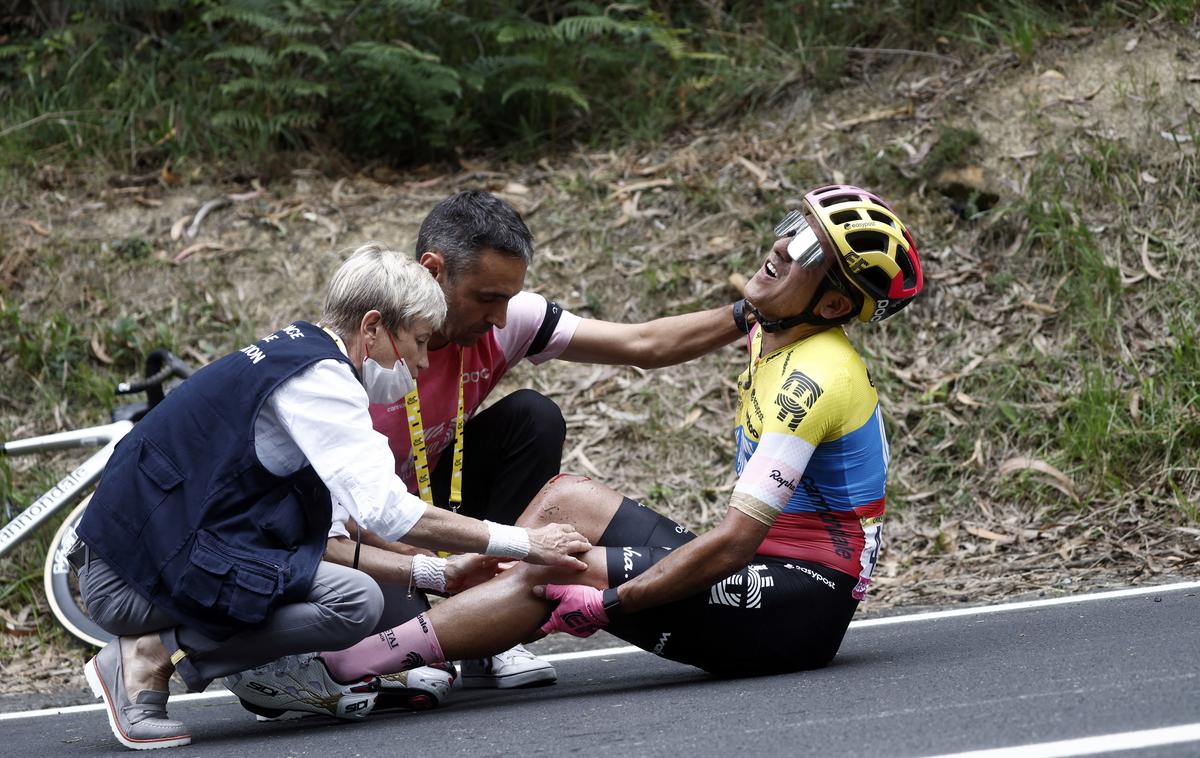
[415, 191, 534, 278]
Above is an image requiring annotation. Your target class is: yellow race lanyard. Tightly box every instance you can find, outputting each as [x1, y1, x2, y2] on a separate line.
[405, 348, 466, 511]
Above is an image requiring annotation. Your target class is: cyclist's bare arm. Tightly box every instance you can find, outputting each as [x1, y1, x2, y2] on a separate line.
[610, 507, 769, 613]
[558, 303, 742, 369]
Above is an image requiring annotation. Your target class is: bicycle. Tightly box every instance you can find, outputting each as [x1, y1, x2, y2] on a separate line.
[0, 349, 193, 646]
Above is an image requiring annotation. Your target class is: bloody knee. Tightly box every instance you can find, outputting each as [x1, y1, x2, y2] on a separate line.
[526, 473, 593, 525]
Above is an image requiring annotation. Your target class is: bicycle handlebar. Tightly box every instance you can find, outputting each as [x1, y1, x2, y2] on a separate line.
[115, 349, 194, 406]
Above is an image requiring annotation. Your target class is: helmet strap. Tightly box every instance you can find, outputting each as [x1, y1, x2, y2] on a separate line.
[748, 277, 844, 332]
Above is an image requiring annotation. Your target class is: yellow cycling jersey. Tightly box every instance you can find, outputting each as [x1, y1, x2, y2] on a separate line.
[730, 326, 888, 599]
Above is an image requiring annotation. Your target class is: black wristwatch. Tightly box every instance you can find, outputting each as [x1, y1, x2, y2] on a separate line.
[601, 587, 622, 617]
[732, 298, 751, 334]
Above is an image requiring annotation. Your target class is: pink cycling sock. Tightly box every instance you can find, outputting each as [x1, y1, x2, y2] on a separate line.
[323, 613, 445, 682]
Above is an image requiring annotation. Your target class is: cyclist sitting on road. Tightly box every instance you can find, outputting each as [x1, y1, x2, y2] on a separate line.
[308, 190, 750, 695]
[244, 183, 923, 695]
[72, 244, 590, 751]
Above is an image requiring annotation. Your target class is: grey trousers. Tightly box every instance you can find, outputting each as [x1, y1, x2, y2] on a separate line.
[73, 543, 384, 692]
[371, 580, 430, 635]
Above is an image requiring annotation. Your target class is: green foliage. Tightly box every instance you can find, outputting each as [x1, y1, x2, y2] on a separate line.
[200, 1, 335, 156]
[0, 1, 1175, 171]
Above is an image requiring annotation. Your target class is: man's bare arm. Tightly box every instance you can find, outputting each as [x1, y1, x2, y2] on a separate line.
[558, 303, 743, 369]
[611, 507, 769, 613]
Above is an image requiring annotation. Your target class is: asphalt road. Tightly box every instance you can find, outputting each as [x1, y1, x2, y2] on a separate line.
[3, 582, 1197, 757]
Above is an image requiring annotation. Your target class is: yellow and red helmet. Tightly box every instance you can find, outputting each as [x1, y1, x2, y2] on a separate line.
[803, 185, 923, 322]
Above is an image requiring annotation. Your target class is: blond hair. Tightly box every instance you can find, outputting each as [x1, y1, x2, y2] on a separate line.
[322, 242, 446, 338]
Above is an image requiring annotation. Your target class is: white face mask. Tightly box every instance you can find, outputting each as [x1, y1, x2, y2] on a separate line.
[362, 355, 416, 405]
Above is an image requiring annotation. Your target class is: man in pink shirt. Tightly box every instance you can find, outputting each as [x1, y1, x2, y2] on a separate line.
[346, 190, 747, 698]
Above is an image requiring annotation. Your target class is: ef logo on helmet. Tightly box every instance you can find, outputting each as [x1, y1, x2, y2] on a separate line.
[842, 251, 870, 273]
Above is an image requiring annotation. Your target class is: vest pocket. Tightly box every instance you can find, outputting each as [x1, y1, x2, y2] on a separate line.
[229, 568, 280, 624]
[106, 438, 185, 536]
[178, 534, 231, 607]
[178, 531, 282, 626]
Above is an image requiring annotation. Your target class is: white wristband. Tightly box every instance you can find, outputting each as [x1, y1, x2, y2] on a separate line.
[411, 554, 447, 593]
[484, 521, 530, 560]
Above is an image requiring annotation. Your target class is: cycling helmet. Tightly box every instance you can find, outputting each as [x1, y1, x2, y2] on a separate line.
[803, 184, 923, 322]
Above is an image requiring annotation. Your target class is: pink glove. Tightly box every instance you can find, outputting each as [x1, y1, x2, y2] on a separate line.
[538, 584, 609, 638]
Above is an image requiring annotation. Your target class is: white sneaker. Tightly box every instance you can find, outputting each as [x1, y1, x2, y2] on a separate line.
[223, 654, 380, 721]
[377, 663, 456, 711]
[459, 645, 557, 689]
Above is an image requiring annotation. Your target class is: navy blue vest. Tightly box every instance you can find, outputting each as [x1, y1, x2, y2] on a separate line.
[78, 321, 355, 640]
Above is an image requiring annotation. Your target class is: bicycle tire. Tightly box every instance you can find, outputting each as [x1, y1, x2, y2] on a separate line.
[44, 496, 114, 648]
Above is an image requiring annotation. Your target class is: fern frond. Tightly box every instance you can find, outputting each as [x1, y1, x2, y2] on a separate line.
[494, 20, 555, 44]
[210, 109, 268, 133]
[682, 51, 730, 64]
[275, 78, 329, 98]
[275, 21, 322, 38]
[647, 28, 686, 60]
[279, 43, 330, 64]
[545, 81, 590, 111]
[200, 7, 320, 38]
[501, 76, 589, 111]
[377, 0, 443, 13]
[219, 76, 272, 96]
[204, 45, 276, 67]
[268, 110, 320, 132]
[201, 6, 285, 34]
[553, 15, 631, 42]
[500, 76, 546, 104]
[344, 40, 441, 65]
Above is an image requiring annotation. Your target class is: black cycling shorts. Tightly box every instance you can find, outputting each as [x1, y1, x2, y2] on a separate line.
[599, 497, 859, 676]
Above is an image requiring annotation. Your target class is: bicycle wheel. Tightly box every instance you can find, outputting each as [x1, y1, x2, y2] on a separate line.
[44, 496, 114, 648]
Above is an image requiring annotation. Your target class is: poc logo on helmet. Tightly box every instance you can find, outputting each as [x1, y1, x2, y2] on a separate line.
[870, 299, 891, 322]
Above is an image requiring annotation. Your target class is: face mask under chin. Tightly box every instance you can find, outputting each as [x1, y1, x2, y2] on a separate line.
[361, 355, 416, 404]
[361, 329, 417, 404]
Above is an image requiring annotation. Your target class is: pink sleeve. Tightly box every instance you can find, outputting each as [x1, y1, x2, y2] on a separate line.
[494, 291, 582, 366]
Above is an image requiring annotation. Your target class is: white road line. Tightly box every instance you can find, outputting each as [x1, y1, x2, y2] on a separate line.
[0, 689, 231, 722]
[850, 579, 1200, 629]
[540, 646, 640, 662]
[921, 722, 1200, 758]
[1, 579, 1195, 723]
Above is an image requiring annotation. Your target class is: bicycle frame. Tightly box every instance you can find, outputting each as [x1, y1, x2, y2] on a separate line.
[0, 420, 133, 559]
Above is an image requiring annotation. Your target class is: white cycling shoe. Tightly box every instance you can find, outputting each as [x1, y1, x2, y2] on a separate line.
[377, 662, 456, 711]
[459, 644, 557, 689]
[223, 653, 380, 721]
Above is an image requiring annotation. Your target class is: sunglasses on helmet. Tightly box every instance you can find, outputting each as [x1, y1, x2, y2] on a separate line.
[773, 210, 825, 269]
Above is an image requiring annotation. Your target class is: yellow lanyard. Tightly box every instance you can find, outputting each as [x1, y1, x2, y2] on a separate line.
[405, 348, 466, 511]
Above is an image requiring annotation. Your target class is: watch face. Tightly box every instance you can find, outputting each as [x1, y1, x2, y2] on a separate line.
[602, 587, 621, 611]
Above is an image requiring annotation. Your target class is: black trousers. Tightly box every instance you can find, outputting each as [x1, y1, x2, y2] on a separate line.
[429, 388, 566, 526]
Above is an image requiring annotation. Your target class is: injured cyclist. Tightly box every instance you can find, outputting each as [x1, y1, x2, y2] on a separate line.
[230, 183, 924, 707]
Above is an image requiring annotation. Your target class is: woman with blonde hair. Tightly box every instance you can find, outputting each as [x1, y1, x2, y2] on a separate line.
[74, 243, 590, 751]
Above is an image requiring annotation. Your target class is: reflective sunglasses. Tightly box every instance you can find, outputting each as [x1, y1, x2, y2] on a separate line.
[773, 210, 825, 269]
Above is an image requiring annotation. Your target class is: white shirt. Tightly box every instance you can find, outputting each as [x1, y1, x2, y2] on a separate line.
[253, 358, 427, 542]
